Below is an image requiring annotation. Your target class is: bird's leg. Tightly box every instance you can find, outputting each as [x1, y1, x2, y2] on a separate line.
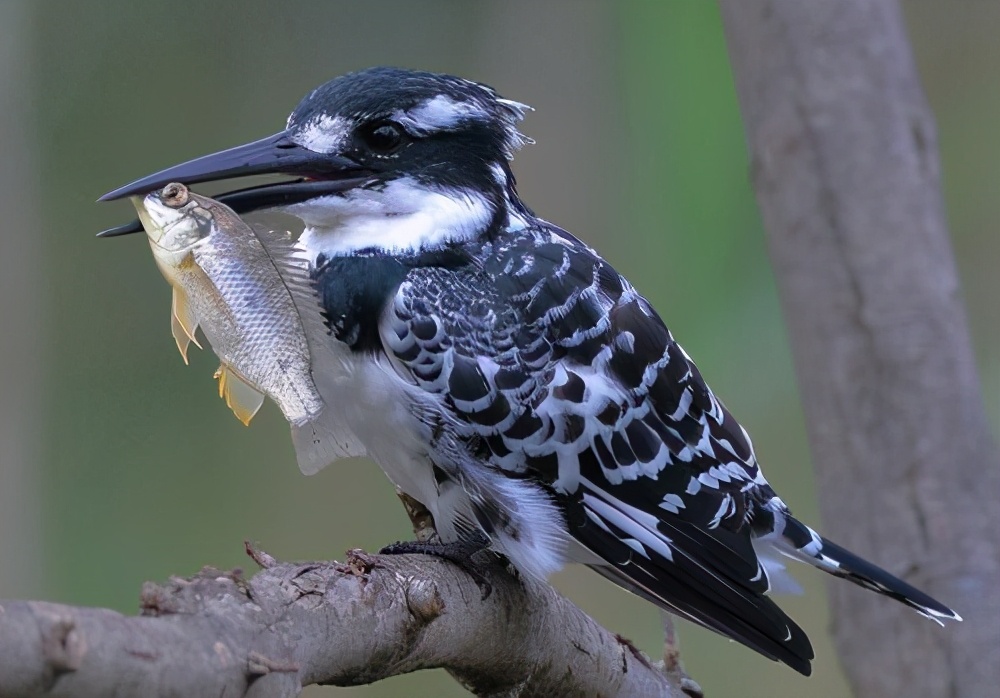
[379, 532, 494, 600]
[395, 489, 440, 543]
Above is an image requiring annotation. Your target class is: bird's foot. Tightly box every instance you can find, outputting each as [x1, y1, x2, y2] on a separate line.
[379, 535, 493, 600]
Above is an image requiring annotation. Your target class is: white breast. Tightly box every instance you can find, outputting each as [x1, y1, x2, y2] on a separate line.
[292, 338, 443, 514]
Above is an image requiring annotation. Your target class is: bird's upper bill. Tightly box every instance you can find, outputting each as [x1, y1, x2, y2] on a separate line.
[97, 67, 531, 237]
[96, 131, 374, 237]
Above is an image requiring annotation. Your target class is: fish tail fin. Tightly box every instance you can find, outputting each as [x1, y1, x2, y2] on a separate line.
[290, 414, 366, 475]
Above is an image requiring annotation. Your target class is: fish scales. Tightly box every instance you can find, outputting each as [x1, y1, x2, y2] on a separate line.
[133, 182, 324, 426]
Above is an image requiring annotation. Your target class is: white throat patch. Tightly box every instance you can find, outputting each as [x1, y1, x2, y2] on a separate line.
[289, 178, 494, 261]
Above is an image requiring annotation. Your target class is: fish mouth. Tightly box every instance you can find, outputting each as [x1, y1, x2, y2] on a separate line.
[97, 130, 374, 237]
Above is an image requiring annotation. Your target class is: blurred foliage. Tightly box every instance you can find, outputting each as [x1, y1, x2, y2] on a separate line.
[0, 1, 993, 696]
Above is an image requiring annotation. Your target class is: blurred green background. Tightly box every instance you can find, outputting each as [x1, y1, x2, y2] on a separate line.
[0, 2, 996, 696]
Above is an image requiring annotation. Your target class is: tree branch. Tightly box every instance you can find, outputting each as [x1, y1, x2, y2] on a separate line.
[719, 1, 1000, 696]
[0, 544, 684, 698]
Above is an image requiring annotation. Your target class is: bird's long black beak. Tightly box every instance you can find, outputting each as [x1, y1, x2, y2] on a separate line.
[98, 131, 371, 237]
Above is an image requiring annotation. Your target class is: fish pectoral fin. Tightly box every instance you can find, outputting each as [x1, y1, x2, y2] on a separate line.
[171, 287, 202, 364]
[214, 364, 265, 426]
[171, 315, 193, 364]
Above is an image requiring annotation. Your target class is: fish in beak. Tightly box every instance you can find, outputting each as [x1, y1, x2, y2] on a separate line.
[133, 181, 325, 427]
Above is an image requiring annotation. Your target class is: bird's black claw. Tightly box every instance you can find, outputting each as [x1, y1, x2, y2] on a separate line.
[379, 538, 493, 600]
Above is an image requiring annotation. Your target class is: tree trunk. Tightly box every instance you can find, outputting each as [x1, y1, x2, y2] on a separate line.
[719, 1, 1000, 696]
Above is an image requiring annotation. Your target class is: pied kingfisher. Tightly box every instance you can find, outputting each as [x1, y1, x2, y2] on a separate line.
[100, 67, 959, 675]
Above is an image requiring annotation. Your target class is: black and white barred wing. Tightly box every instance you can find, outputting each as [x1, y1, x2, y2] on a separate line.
[381, 227, 814, 674]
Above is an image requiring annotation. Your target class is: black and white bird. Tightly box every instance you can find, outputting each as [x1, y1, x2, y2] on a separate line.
[100, 67, 959, 675]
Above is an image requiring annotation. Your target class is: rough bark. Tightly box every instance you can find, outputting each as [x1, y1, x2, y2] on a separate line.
[719, 2, 1000, 696]
[0, 544, 684, 698]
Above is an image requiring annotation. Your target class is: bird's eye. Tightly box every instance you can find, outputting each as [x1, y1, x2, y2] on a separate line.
[357, 121, 408, 155]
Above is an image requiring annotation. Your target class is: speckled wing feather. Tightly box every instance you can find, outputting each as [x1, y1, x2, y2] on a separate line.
[379, 222, 814, 673]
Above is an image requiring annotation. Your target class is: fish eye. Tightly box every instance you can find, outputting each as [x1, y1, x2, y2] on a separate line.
[161, 182, 190, 208]
[357, 121, 408, 156]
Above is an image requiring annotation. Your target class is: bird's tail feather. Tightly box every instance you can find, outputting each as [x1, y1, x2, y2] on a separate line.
[779, 515, 961, 624]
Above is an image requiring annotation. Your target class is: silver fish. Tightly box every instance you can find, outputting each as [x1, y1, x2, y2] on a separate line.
[133, 182, 324, 427]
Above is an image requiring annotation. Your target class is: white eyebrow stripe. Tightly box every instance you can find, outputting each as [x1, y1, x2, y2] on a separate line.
[394, 94, 489, 134]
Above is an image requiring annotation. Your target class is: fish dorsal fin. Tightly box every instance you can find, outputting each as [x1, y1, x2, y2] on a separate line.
[171, 286, 202, 364]
[214, 363, 265, 426]
[253, 228, 326, 337]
